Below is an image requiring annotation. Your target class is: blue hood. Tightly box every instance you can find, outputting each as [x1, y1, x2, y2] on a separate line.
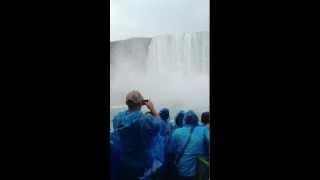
[159, 108, 170, 122]
[183, 110, 199, 125]
[175, 110, 185, 127]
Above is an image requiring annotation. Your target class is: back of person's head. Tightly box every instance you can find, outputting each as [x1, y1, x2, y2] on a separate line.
[183, 110, 199, 125]
[126, 90, 144, 111]
[175, 110, 185, 127]
[201, 112, 210, 125]
[159, 108, 170, 122]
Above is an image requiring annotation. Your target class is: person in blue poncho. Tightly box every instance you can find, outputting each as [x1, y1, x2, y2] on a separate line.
[161, 110, 184, 179]
[200, 111, 210, 179]
[201, 112, 210, 128]
[173, 110, 185, 130]
[148, 108, 174, 179]
[159, 108, 173, 144]
[167, 110, 210, 180]
[200, 111, 210, 157]
[111, 90, 161, 180]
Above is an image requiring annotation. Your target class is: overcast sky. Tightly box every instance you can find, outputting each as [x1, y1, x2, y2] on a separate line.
[110, 0, 209, 41]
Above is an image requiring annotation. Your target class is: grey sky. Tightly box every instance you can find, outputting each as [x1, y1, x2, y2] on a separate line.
[110, 0, 209, 41]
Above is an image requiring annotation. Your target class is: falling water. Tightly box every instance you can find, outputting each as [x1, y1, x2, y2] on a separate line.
[146, 32, 209, 75]
[110, 32, 209, 124]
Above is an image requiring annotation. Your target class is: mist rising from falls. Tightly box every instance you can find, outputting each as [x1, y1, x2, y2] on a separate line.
[110, 32, 209, 113]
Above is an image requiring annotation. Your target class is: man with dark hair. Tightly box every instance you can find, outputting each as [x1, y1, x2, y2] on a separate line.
[111, 90, 161, 180]
[201, 112, 210, 127]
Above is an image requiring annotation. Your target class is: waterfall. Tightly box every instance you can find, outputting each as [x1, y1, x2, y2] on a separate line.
[146, 32, 209, 75]
[110, 32, 209, 117]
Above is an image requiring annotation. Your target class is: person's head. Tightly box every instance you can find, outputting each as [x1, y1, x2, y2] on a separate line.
[159, 108, 170, 122]
[201, 112, 210, 125]
[183, 110, 199, 125]
[175, 110, 185, 127]
[126, 90, 144, 111]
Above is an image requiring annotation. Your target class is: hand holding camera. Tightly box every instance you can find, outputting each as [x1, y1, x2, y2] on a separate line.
[143, 99, 159, 117]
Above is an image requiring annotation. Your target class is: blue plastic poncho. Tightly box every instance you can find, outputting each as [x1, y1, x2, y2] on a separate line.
[159, 108, 174, 157]
[159, 108, 173, 137]
[168, 110, 210, 177]
[111, 110, 161, 180]
[159, 108, 170, 122]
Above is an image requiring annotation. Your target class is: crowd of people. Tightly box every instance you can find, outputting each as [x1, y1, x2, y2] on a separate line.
[110, 90, 210, 180]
